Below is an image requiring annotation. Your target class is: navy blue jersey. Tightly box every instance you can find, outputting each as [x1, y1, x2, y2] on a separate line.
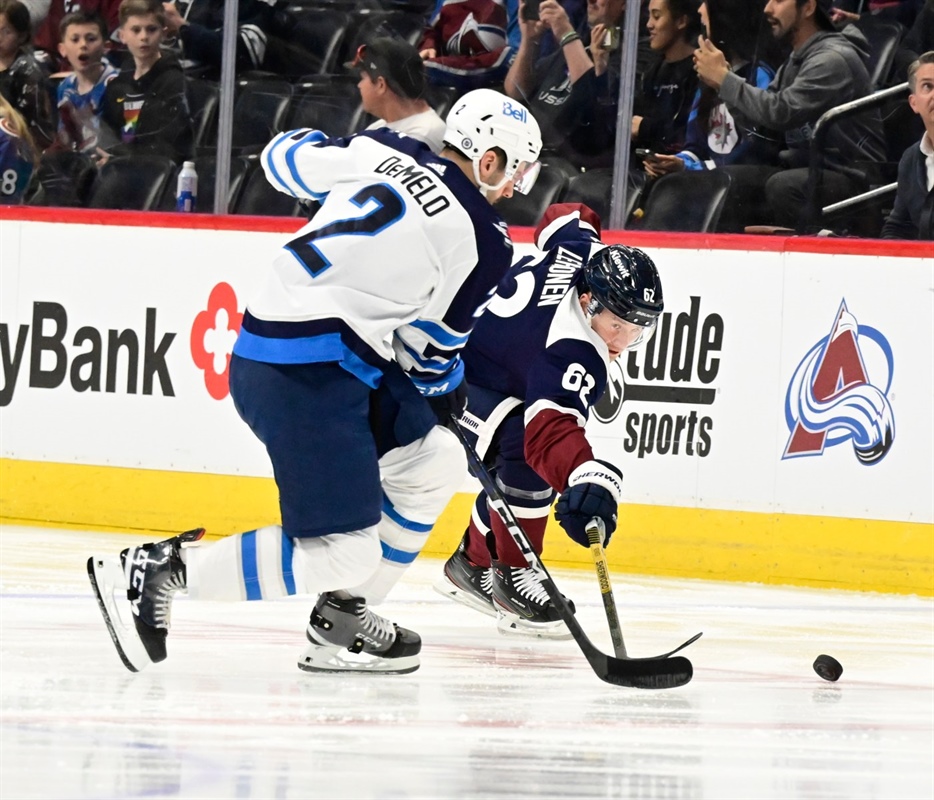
[465, 203, 609, 419]
[463, 204, 613, 489]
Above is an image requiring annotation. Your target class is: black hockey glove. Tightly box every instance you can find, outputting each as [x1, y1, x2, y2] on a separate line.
[555, 460, 624, 548]
[426, 380, 468, 428]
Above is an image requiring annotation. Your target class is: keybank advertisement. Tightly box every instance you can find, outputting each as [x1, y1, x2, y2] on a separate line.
[1, 219, 931, 525]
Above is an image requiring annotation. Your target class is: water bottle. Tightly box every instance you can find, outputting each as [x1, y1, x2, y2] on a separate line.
[176, 161, 198, 212]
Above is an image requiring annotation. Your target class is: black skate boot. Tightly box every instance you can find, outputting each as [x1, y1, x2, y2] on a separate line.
[491, 562, 575, 640]
[87, 528, 205, 672]
[298, 592, 421, 674]
[433, 535, 495, 617]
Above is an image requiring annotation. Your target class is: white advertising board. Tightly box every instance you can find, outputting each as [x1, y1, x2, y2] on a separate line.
[1, 217, 931, 526]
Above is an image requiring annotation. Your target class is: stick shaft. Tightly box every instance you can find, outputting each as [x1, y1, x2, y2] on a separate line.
[447, 414, 698, 689]
[587, 521, 627, 659]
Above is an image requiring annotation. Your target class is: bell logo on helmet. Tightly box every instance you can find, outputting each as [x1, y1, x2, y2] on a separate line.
[501, 100, 527, 122]
[442, 88, 542, 194]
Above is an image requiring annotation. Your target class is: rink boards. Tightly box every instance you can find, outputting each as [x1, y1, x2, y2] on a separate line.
[1, 208, 932, 595]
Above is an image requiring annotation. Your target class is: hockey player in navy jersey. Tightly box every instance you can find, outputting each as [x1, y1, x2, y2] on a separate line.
[435, 203, 664, 637]
[88, 88, 543, 675]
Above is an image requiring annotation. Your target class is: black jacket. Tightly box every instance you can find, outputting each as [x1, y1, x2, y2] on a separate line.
[177, 0, 276, 72]
[632, 54, 698, 154]
[882, 139, 934, 239]
[101, 53, 194, 163]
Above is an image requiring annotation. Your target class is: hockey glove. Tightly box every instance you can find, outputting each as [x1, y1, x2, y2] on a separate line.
[426, 380, 469, 428]
[555, 460, 624, 548]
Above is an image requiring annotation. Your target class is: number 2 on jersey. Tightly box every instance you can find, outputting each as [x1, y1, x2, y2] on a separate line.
[287, 183, 405, 277]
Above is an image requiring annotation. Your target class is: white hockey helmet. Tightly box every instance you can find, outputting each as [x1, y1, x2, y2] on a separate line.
[443, 88, 543, 195]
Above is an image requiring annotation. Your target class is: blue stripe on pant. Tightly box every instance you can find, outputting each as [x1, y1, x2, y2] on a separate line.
[241, 530, 261, 600]
[240, 529, 297, 599]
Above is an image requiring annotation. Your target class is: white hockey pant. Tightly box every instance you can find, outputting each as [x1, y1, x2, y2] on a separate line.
[185, 426, 464, 603]
[350, 425, 465, 604]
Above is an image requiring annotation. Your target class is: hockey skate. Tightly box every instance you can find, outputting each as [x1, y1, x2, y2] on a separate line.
[491, 562, 575, 640]
[433, 537, 496, 617]
[87, 528, 205, 672]
[298, 592, 421, 675]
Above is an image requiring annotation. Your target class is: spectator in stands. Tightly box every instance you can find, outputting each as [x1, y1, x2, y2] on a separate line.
[349, 38, 446, 154]
[418, 0, 519, 92]
[882, 50, 934, 238]
[632, 0, 703, 155]
[0, 91, 37, 201]
[693, 0, 886, 231]
[902, 0, 934, 58]
[0, 0, 55, 150]
[101, 0, 193, 162]
[31, 0, 121, 72]
[831, 0, 922, 29]
[55, 11, 119, 154]
[640, 0, 780, 228]
[161, 0, 276, 76]
[503, 0, 627, 167]
[536, 0, 587, 59]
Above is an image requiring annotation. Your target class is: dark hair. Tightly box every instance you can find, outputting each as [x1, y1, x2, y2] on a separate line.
[59, 10, 109, 40]
[705, 0, 770, 63]
[0, 0, 31, 45]
[118, 0, 165, 26]
[908, 50, 934, 93]
[696, 0, 781, 133]
[665, 0, 704, 45]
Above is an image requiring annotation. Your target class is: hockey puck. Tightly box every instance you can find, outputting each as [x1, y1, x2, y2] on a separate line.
[813, 654, 843, 682]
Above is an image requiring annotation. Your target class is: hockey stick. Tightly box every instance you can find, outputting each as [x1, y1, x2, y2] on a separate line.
[583, 521, 703, 663]
[449, 415, 699, 689]
[587, 519, 627, 659]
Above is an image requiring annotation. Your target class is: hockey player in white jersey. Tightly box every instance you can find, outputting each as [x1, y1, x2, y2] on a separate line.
[87, 88, 543, 675]
[434, 203, 665, 637]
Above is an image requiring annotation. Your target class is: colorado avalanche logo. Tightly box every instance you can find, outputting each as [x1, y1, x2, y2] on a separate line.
[783, 300, 895, 465]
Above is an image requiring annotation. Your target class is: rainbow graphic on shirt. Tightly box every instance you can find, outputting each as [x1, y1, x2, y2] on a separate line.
[122, 99, 144, 143]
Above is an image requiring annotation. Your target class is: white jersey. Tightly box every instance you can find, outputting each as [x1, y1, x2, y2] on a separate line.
[233, 128, 514, 396]
[365, 109, 447, 154]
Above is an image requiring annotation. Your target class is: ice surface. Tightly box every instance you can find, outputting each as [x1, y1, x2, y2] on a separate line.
[1, 525, 932, 799]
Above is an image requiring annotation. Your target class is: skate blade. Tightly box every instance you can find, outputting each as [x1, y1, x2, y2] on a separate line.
[86, 555, 153, 673]
[495, 610, 573, 640]
[432, 575, 497, 618]
[297, 642, 419, 675]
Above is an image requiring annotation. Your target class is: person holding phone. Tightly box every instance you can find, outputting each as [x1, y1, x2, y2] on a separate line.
[641, 0, 778, 178]
[502, 0, 627, 168]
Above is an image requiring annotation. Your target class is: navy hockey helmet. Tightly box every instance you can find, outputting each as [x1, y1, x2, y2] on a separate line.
[580, 245, 664, 345]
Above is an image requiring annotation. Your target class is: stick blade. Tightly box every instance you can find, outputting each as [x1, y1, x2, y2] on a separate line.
[598, 654, 694, 690]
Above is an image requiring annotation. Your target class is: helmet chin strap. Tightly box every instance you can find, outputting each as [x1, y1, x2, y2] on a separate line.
[473, 159, 510, 198]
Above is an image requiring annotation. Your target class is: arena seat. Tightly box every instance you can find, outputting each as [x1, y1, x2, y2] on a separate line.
[86, 155, 177, 211]
[637, 170, 732, 233]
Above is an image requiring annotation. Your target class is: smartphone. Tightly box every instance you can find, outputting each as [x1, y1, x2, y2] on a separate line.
[635, 148, 657, 159]
[602, 27, 620, 51]
[522, 0, 540, 21]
